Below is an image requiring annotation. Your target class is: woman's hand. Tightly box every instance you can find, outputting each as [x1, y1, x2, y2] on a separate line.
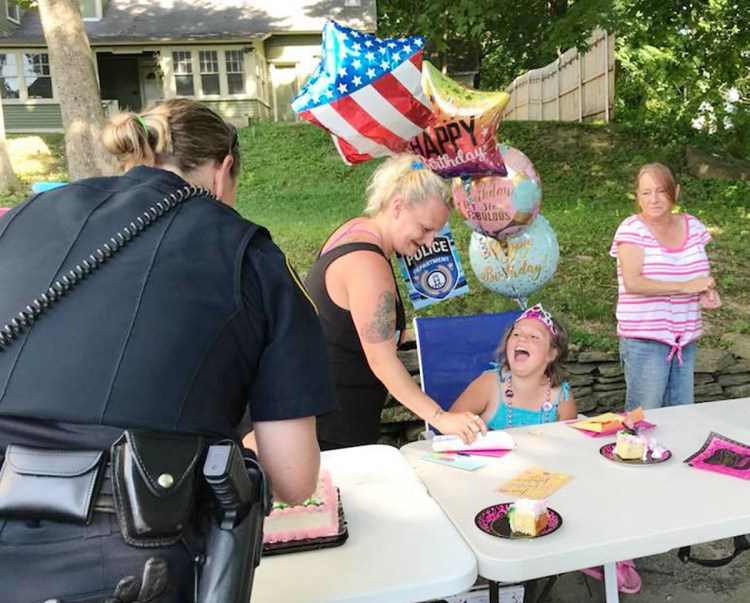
[699, 288, 722, 309]
[433, 410, 488, 445]
[681, 275, 715, 294]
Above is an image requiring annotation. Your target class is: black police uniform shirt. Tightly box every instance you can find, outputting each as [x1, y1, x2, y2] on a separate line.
[0, 166, 337, 451]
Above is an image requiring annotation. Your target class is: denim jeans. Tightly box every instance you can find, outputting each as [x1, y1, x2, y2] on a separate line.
[619, 337, 696, 411]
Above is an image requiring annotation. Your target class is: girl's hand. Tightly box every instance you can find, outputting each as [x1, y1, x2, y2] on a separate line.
[433, 410, 488, 445]
[699, 288, 722, 309]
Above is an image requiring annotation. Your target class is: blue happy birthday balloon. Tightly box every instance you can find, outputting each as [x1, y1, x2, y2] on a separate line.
[469, 214, 559, 299]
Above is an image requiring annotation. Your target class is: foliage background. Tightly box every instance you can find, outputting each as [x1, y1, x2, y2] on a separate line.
[378, 0, 750, 160]
[3, 1, 749, 351]
[4, 120, 749, 351]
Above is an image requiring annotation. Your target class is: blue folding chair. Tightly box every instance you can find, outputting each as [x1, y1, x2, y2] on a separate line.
[413, 310, 522, 432]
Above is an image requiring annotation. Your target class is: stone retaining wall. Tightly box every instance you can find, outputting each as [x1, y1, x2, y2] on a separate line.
[378, 333, 750, 447]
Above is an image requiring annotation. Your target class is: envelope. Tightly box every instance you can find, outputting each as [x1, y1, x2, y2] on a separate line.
[569, 412, 622, 433]
[569, 408, 645, 433]
[431, 431, 515, 453]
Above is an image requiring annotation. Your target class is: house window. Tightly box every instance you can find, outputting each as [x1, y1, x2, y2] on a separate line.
[6, 2, 21, 24]
[172, 51, 194, 96]
[79, 0, 101, 20]
[199, 50, 220, 95]
[225, 50, 245, 95]
[0, 54, 20, 99]
[23, 53, 52, 99]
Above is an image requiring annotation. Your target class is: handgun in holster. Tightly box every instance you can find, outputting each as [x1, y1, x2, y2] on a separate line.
[196, 441, 272, 603]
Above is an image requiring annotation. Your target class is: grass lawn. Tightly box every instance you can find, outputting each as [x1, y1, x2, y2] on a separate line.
[5, 121, 750, 351]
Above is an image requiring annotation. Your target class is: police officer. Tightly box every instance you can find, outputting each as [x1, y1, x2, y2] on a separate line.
[0, 98, 336, 602]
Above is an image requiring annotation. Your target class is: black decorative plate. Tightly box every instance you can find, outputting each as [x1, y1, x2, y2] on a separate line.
[263, 489, 349, 556]
[475, 503, 563, 539]
[600, 442, 672, 465]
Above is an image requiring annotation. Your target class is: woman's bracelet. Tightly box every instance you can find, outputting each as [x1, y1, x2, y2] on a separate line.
[431, 408, 444, 422]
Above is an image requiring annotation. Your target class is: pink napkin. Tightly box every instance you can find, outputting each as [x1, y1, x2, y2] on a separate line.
[684, 432, 750, 480]
[568, 419, 656, 438]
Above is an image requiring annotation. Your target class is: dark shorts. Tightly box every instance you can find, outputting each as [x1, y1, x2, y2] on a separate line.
[0, 512, 196, 603]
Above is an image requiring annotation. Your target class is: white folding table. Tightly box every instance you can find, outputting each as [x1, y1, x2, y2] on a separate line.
[252, 444, 477, 603]
[401, 398, 750, 603]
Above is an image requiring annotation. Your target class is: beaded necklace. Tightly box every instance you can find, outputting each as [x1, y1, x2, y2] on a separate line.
[503, 372, 553, 427]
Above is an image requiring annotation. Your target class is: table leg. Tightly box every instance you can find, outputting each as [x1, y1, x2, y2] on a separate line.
[489, 580, 499, 603]
[603, 562, 620, 603]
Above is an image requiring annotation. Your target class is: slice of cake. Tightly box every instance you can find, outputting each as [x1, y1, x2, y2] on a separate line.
[263, 470, 340, 544]
[614, 430, 646, 460]
[508, 498, 549, 536]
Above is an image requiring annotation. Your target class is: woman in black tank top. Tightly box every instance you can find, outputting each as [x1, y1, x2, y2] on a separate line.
[304, 154, 489, 449]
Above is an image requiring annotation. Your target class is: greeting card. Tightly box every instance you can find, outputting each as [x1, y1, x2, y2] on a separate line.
[496, 467, 574, 498]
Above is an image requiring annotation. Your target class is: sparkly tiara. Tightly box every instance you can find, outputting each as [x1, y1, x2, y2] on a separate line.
[516, 304, 558, 340]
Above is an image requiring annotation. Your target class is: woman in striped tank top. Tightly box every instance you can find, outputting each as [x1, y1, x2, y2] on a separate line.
[610, 163, 722, 410]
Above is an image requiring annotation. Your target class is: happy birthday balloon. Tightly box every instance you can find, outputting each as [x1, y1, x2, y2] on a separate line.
[408, 61, 509, 178]
[452, 145, 541, 241]
[469, 214, 559, 300]
[292, 20, 435, 165]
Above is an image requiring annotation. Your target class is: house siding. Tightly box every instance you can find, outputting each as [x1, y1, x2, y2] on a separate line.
[1, 3, 365, 131]
[264, 35, 322, 63]
[264, 35, 323, 122]
[0, 1, 21, 36]
[3, 102, 63, 132]
[201, 99, 270, 124]
[2, 99, 271, 132]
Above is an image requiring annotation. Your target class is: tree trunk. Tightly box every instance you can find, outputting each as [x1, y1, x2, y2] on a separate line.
[0, 99, 22, 195]
[37, 0, 118, 181]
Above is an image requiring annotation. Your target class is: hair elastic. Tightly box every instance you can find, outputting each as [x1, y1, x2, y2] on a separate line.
[133, 114, 149, 137]
[411, 160, 424, 170]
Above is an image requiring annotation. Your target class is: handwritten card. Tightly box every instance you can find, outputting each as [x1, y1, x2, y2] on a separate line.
[496, 467, 574, 498]
[421, 452, 490, 471]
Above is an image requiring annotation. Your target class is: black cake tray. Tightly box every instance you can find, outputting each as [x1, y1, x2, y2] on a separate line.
[262, 488, 348, 556]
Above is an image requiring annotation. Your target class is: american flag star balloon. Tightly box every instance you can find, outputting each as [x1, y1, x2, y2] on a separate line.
[291, 19, 435, 165]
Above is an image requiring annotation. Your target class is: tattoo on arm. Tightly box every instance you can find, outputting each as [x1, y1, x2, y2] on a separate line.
[361, 292, 396, 343]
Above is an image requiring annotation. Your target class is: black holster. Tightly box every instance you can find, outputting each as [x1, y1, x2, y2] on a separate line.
[111, 430, 205, 548]
[197, 444, 271, 603]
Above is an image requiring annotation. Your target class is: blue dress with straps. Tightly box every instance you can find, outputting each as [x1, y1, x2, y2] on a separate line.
[485, 365, 570, 430]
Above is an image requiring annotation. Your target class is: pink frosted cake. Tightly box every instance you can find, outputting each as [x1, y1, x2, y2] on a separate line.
[263, 470, 339, 544]
[508, 498, 549, 536]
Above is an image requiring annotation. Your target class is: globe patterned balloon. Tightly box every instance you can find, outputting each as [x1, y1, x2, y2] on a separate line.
[469, 214, 559, 299]
[452, 144, 542, 241]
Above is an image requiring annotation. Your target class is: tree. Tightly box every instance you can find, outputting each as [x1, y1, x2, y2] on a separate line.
[0, 98, 22, 195]
[0, 53, 22, 195]
[610, 1, 750, 149]
[379, 0, 750, 157]
[37, 0, 118, 180]
[378, 1, 569, 88]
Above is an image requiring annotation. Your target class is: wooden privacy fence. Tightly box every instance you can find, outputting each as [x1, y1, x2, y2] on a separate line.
[503, 27, 615, 122]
